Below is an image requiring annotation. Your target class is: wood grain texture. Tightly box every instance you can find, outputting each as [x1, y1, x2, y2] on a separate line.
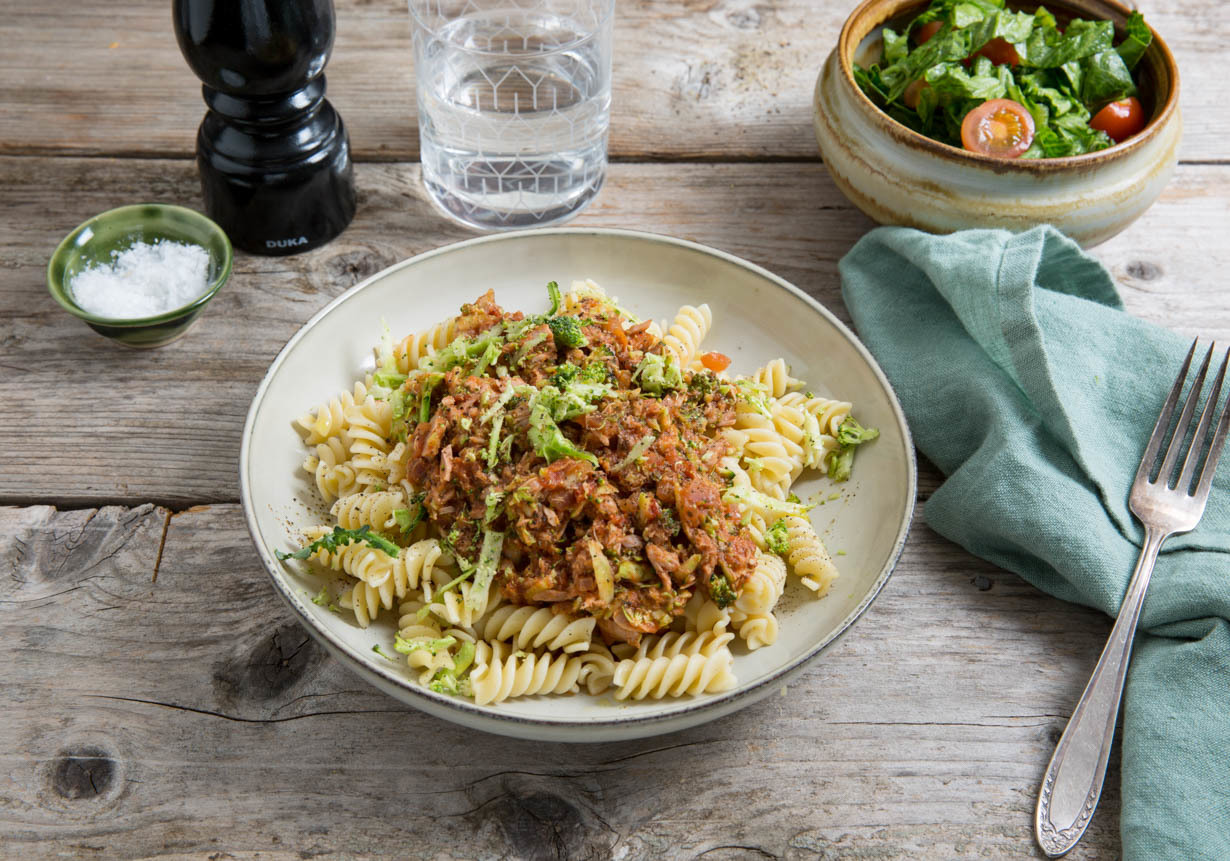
[0, 503, 1122, 860]
[0, 0, 1225, 163]
[2, 155, 1228, 508]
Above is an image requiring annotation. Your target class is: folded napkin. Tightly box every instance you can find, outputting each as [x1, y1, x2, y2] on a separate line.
[839, 225, 1230, 860]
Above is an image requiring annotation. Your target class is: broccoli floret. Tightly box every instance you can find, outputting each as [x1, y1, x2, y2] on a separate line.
[826, 417, 880, 481]
[579, 360, 614, 385]
[548, 315, 587, 350]
[633, 352, 683, 396]
[688, 370, 718, 396]
[836, 416, 879, 447]
[764, 519, 790, 555]
[709, 572, 736, 609]
[551, 362, 579, 389]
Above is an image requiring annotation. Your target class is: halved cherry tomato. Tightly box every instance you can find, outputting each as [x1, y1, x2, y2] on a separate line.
[969, 37, 1020, 66]
[960, 98, 1035, 158]
[1089, 97, 1146, 143]
[914, 20, 943, 44]
[699, 351, 731, 373]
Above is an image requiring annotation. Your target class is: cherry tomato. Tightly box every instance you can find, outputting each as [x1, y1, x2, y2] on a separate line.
[1089, 97, 1146, 143]
[699, 351, 731, 373]
[969, 37, 1020, 66]
[960, 99, 1035, 158]
[903, 78, 930, 110]
[914, 20, 943, 43]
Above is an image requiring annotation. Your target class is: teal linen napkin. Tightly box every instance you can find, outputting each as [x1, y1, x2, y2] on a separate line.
[839, 225, 1230, 860]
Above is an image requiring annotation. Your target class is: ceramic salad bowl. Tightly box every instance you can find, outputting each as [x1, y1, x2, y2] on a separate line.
[813, 0, 1181, 247]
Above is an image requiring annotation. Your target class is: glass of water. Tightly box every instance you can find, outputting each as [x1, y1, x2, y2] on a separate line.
[408, 0, 615, 231]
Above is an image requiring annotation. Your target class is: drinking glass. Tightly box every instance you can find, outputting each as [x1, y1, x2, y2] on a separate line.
[408, 0, 615, 231]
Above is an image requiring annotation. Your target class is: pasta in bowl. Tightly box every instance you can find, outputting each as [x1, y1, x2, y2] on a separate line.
[240, 229, 915, 740]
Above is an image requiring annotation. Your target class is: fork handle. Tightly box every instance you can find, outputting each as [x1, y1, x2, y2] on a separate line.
[1035, 526, 1166, 857]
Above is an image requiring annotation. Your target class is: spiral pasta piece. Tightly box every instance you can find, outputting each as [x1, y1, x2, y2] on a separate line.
[305, 528, 393, 589]
[577, 644, 617, 695]
[296, 379, 371, 445]
[303, 436, 358, 503]
[730, 608, 779, 650]
[779, 391, 852, 438]
[735, 551, 787, 615]
[345, 397, 394, 492]
[630, 629, 734, 661]
[343, 538, 445, 627]
[482, 605, 596, 654]
[394, 317, 457, 373]
[392, 602, 451, 683]
[611, 649, 736, 701]
[753, 358, 802, 399]
[331, 490, 407, 534]
[661, 303, 712, 369]
[733, 400, 793, 491]
[470, 641, 587, 705]
[682, 592, 733, 635]
[421, 566, 500, 629]
[783, 515, 839, 596]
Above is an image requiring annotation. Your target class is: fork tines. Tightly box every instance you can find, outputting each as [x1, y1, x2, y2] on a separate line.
[1138, 339, 1230, 499]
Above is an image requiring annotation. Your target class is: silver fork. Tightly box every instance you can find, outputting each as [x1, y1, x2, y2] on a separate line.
[1035, 339, 1230, 858]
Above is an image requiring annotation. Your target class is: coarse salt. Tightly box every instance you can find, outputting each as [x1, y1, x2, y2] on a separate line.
[69, 239, 212, 319]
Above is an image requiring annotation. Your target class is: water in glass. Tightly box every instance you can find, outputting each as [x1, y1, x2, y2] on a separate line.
[415, 7, 612, 230]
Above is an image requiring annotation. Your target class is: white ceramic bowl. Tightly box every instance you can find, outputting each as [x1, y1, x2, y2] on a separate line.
[814, 0, 1182, 247]
[240, 228, 916, 741]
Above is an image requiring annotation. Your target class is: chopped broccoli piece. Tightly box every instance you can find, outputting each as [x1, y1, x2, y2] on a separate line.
[836, 416, 879, 447]
[723, 484, 813, 519]
[658, 507, 681, 537]
[512, 331, 550, 367]
[394, 634, 457, 655]
[486, 413, 505, 469]
[371, 644, 399, 662]
[373, 369, 407, 389]
[311, 586, 330, 606]
[764, 519, 790, 555]
[389, 388, 411, 423]
[633, 352, 683, 396]
[548, 315, 587, 350]
[579, 360, 613, 385]
[393, 494, 427, 534]
[826, 417, 879, 481]
[546, 280, 562, 316]
[275, 525, 398, 561]
[734, 378, 772, 416]
[551, 362, 580, 389]
[688, 370, 718, 396]
[425, 640, 477, 697]
[709, 572, 736, 609]
[418, 373, 444, 423]
[471, 340, 501, 377]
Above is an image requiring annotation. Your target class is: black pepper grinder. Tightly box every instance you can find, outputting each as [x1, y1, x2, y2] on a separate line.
[173, 0, 356, 255]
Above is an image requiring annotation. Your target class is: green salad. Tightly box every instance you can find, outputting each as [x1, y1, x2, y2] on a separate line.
[854, 0, 1153, 158]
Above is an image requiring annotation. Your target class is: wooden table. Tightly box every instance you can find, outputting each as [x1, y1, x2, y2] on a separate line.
[2, 2, 1226, 858]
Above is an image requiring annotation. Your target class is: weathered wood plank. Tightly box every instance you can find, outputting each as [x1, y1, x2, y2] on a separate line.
[3, 156, 1228, 507]
[0, 503, 1120, 859]
[0, 0, 1225, 163]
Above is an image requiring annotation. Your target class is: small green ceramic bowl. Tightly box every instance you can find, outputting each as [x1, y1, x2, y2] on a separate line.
[48, 203, 233, 348]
